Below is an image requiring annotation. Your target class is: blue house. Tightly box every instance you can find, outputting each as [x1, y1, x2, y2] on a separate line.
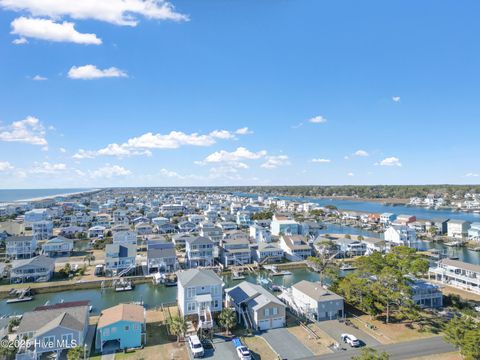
[96, 303, 146, 353]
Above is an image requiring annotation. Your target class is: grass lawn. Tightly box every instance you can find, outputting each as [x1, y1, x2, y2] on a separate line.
[285, 316, 334, 355]
[407, 351, 462, 360]
[349, 313, 442, 345]
[242, 335, 277, 360]
[113, 322, 189, 360]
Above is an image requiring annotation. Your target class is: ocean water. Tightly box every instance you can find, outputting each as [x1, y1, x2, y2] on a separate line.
[0, 188, 94, 202]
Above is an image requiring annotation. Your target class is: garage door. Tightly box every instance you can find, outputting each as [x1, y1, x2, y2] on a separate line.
[258, 319, 270, 330]
[271, 317, 284, 329]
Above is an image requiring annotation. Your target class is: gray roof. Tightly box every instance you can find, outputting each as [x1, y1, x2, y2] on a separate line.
[148, 246, 176, 259]
[292, 280, 343, 302]
[185, 236, 214, 246]
[12, 255, 55, 270]
[5, 235, 34, 243]
[440, 258, 480, 273]
[226, 281, 284, 311]
[177, 269, 222, 287]
[17, 305, 88, 335]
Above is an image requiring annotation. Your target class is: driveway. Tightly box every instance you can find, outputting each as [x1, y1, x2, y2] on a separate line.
[261, 328, 314, 360]
[187, 337, 237, 360]
[315, 320, 380, 350]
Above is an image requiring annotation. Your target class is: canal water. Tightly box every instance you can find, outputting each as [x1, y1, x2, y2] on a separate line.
[0, 268, 322, 317]
[236, 192, 480, 223]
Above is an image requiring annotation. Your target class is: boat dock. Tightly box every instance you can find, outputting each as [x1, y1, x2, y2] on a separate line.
[6, 287, 33, 304]
[264, 265, 292, 276]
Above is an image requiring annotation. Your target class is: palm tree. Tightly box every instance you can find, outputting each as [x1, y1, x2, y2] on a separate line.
[218, 308, 236, 336]
[168, 316, 187, 343]
[67, 345, 84, 360]
[84, 254, 95, 266]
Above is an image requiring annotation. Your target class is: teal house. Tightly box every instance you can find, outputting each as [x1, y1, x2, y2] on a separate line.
[95, 303, 146, 353]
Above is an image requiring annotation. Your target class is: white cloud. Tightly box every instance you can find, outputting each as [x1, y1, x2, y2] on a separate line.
[378, 157, 402, 167]
[96, 143, 151, 157]
[68, 65, 127, 79]
[90, 165, 131, 178]
[261, 155, 290, 169]
[465, 173, 480, 177]
[311, 158, 331, 163]
[347, 172, 354, 177]
[59, 147, 66, 153]
[72, 149, 96, 159]
[73, 128, 249, 159]
[32, 74, 47, 81]
[12, 37, 27, 44]
[392, 96, 401, 103]
[11, 17, 102, 45]
[30, 162, 67, 174]
[160, 168, 184, 178]
[344, 155, 350, 160]
[209, 130, 235, 140]
[0, 161, 13, 171]
[0, 0, 189, 26]
[235, 127, 253, 135]
[0, 116, 47, 146]
[204, 147, 267, 163]
[308, 115, 327, 124]
[354, 150, 369, 157]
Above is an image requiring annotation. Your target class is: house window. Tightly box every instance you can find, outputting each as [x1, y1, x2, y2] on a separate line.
[264, 308, 270, 317]
[125, 325, 129, 331]
[43, 336, 55, 348]
[187, 302, 196, 312]
[62, 334, 74, 347]
[214, 299, 219, 308]
[134, 324, 139, 330]
[112, 327, 117, 333]
[272, 307, 278, 315]
[103, 329, 110, 336]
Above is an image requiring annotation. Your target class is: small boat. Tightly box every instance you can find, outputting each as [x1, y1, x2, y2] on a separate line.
[89, 306, 93, 312]
[232, 270, 246, 281]
[7, 297, 33, 304]
[115, 280, 134, 292]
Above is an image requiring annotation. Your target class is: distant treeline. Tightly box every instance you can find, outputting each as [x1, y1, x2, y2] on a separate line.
[216, 185, 480, 199]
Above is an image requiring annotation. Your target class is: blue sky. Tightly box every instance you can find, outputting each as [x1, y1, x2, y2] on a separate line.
[1, 0, 480, 188]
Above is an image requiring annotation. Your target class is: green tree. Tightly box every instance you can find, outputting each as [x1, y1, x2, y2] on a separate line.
[67, 345, 84, 360]
[218, 307, 237, 335]
[84, 254, 95, 266]
[444, 316, 476, 349]
[168, 316, 187, 343]
[352, 348, 390, 360]
[461, 329, 480, 360]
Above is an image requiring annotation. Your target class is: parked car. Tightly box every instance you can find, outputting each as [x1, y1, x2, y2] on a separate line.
[232, 337, 252, 360]
[341, 333, 360, 347]
[188, 335, 205, 358]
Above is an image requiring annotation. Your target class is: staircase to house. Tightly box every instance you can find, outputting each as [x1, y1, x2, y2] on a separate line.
[198, 306, 213, 329]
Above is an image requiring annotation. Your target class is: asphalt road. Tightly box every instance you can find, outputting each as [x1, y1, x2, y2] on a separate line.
[300, 336, 456, 360]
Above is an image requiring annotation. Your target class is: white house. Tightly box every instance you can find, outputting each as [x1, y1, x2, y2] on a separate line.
[448, 220, 471, 239]
[32, 221, 53, 241]
[177, 269, 223, 329]
[42, 236, 74, 257]
[271, 214, 300, 236]
[384, 225, 419, 249]
[283, 280, 344, 321]
[105, 243, 137, 276]
[113, 231, 137, 245]
[249, 225, 272, 243]
[279, 235, 312, 260]
[6, 236, 37, 260]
